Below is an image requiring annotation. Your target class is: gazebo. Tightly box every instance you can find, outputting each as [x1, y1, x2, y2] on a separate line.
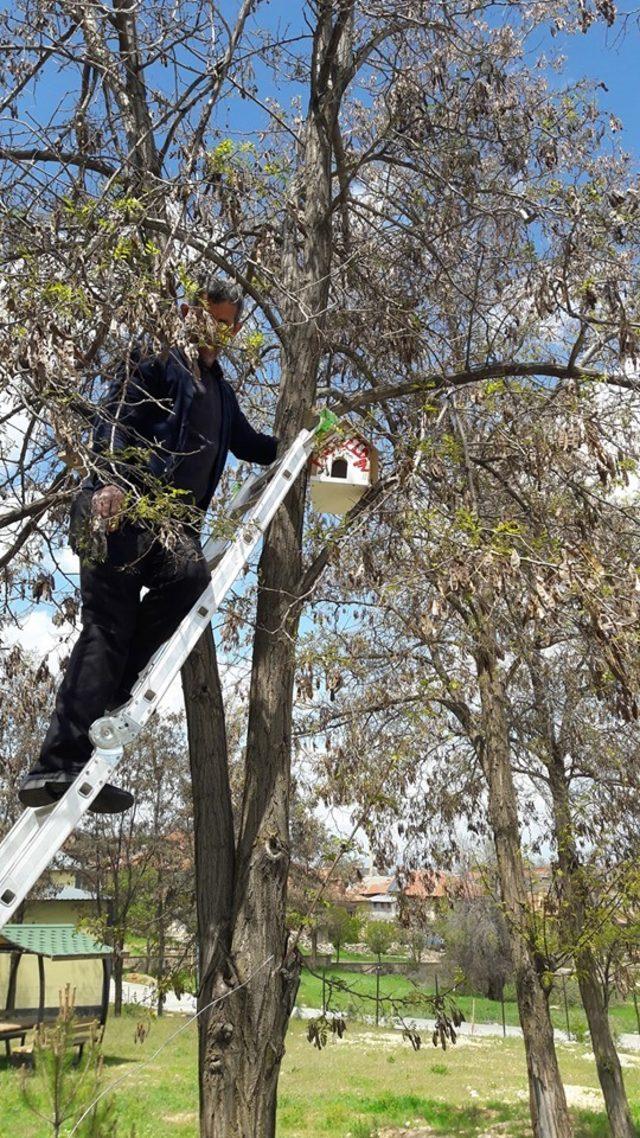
[0, 924, 112, 1057]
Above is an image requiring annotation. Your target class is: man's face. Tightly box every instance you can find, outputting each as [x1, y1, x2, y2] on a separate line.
[182, 296, 242, 362]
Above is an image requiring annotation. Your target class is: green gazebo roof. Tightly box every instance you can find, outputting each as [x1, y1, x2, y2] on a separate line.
[0, 924, 112, 959]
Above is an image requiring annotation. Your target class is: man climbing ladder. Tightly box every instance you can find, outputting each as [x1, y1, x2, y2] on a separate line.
[0, 396, 336, 927]
[19, 276, 278, 815]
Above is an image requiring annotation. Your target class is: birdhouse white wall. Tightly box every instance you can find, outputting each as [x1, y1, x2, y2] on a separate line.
[310, 435, 378, 515]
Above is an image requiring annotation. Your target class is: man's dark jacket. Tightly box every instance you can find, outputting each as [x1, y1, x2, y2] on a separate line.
[70, 347, 277, 549]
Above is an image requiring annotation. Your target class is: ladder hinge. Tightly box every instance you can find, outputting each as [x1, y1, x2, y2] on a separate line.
[89, 714, 140, 749]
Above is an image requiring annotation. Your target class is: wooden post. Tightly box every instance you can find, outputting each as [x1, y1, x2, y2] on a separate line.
[37, 955, 45, 1026]
[6, 952, 20, 1014]
[562, 974, 571, 1042]
[632, 985, 640, 1036]
[101, 956, 112, 1026]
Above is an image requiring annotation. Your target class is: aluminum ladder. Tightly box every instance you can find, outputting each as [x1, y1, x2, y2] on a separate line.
[0, 409, 338, 929]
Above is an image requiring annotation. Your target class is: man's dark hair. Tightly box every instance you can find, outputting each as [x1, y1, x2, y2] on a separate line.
[199, 275, 244, 320]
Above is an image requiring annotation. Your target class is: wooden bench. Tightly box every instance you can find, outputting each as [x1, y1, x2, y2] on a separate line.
[3, 1018, 103, 1066]
[0, 1020, 32, 1058]
[71, 1018, 103, 1062]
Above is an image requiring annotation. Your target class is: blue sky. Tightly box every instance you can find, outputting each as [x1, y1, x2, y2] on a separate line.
[3, 1, 637, 158]
[231, 2, 640, 159]
[545, 14, 638, 157]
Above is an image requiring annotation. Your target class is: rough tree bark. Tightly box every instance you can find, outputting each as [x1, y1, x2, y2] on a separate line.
[182, 626, 235, 1130]
[474, 625, 573, 1138]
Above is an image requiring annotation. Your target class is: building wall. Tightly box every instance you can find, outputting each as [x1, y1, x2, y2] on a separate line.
[0, 954, 105, 1018]
[355, 900, 397, 922]
[23, 900, 92, 925]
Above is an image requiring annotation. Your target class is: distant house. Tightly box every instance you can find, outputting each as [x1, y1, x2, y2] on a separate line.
[22, 877, 106, 927]
[300, 863, 557, 938]
[346, 875, 399, 922]
[400, 870, 452, 923]
[347, 868, 489, 925]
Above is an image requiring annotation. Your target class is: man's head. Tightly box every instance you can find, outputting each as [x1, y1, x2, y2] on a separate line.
[180, 276, 244, 365]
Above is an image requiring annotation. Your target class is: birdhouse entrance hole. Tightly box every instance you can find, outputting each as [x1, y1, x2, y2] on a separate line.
[310, 430, 379, 515]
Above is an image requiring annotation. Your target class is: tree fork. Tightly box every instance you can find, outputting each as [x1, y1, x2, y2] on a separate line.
[546, 749, 636, 1137]
[475, 632, 573, 1138]
[528, 651, 636, 1138]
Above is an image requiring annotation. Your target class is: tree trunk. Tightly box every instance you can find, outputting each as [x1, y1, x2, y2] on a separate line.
[542, 735, 636, 1135]
[182, 9, 350, 1131]
[182, 626, 236, 1137]
[528, 652, 636, 1138]
[486, 977, 504, 1003]
[113, 946, 124, 1017]
[185, 605, 303, 1137]
[578, 965, 635, 1137]
[199, 363, 309, 1131]
[156, 890, 166, 1018]
[475, 637, 572, 1138]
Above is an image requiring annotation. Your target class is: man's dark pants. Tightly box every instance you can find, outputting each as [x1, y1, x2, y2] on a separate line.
[35, 519, 210, 776]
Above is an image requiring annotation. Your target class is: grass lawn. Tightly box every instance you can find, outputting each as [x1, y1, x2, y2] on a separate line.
[297, 968, 640, 1037]
[0, 1009, 639, 1137]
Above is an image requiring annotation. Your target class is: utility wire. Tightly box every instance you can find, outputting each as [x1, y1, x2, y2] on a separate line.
[67, 953, 275, 1136]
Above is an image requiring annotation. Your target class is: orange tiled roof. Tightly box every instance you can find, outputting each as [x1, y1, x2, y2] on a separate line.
[402, 870, 450, 900]
[347, 875, 396, 898]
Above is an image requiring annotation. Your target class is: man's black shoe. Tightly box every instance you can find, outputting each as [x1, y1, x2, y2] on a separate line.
[18, 770, 134, 815]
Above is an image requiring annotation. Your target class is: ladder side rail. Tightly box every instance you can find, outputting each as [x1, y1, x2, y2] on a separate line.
[90, 429, 315, 746]
[119, 443, 313, 701]
[0, 418, 332, 930]
[202, 469, 276, 569]
[203, 464, 278, 565]
[135, 468, 269, 688]
[211, 441, 308, 538]
[0, 748, 123, 926]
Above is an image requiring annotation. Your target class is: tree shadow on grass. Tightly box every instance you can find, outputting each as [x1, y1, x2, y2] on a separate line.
[93, 1054, 137, 1068]
[0, 1053, 137, 1074]
[341, 1092, 532, 1136]
[572, 1106, 640, 1138]
[353, 1095, 639, 1138]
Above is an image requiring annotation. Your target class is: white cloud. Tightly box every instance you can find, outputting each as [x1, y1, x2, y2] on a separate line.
[2, 608, 78, 672]
[53, 546, 80, 577]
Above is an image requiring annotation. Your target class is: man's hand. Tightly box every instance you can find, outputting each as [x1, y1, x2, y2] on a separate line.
[91, 485, 125, 531]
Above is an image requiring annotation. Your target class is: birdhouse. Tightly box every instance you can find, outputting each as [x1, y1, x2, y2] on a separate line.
[310, 432, 379, 515]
